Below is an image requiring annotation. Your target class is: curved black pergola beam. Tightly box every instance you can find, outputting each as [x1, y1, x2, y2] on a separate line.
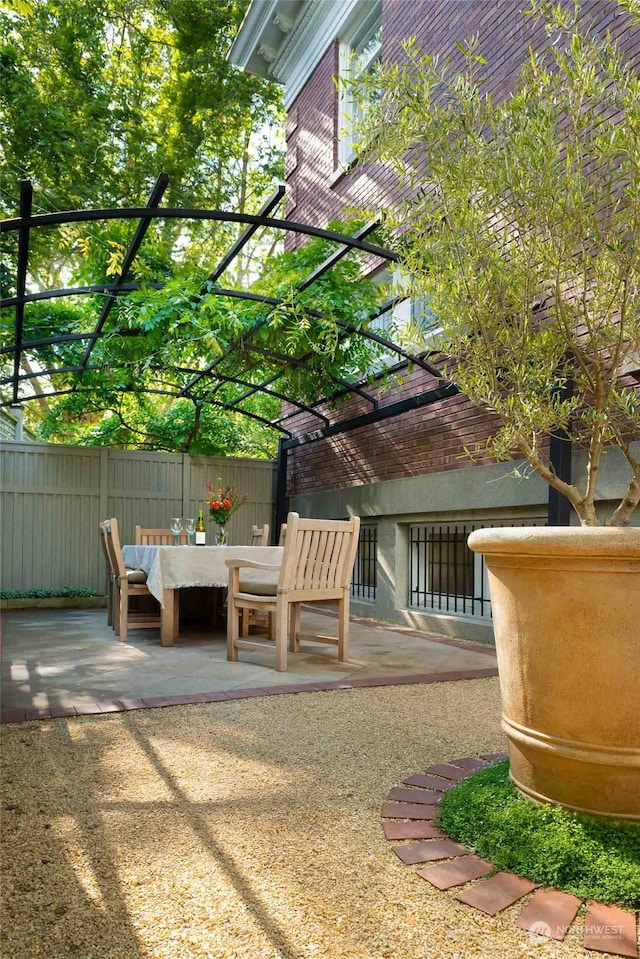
[0, 206, 398, 261]
[1, 177, 459, 450]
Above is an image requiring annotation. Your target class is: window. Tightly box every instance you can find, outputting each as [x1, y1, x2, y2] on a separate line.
[409, 525, 485, 617]
[351, 524, 377, 600]
[338, 4, 382, 168]
[367, 267, 442, 370]
[409, 519, 546, 619]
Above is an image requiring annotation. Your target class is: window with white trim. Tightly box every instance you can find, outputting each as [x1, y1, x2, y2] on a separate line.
[338, 4, 382, 168]
[367, 266, 442, 371]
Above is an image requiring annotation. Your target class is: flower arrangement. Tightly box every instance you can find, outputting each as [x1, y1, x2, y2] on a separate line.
[206, 479, 248, 526]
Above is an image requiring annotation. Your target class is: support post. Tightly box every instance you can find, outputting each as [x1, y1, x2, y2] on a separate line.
[275, 437, 288, 537]
[9, 404, 23, 440]
[548, 380, 574, 526]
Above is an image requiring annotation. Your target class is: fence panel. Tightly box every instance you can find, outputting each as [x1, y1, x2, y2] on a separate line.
[108, 450, 185, 546]
[189, 456, 277, 547]
[0, 442, 276, 593]
[0, 444, 104, 592]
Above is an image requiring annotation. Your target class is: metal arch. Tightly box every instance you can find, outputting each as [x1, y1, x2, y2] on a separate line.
[0, 206, 399, 262]
[78, 174, 169, 372]
[0, 282, 166, 308]
[0, 284, 439, 381]
[1, 177, 463, 448]
[1, 353, 326, 427]
[0, 384, 293, 438]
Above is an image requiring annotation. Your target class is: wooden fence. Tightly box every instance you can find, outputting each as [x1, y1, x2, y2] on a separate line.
[0, 442, 277, 593]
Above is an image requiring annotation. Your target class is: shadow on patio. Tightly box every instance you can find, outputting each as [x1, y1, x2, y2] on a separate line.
[1, 606, 497, 722]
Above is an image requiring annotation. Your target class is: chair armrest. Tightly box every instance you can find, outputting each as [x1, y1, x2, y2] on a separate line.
[224, 559, 281, 571]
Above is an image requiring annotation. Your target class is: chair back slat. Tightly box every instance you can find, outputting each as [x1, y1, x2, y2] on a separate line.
[249, 524, 270, 547]
[105, 518, 127, 578]
[99, 520, 110, 567]
[280, 513, 360, 593]
[136, 526, 187, 545]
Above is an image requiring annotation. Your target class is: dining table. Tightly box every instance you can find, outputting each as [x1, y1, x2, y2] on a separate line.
[121, 544, 283, 646]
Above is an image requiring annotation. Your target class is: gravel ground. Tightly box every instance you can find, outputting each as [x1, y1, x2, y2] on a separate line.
[1, 678, 602, 959]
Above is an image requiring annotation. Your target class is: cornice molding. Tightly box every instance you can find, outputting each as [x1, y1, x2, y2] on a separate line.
[276, 0, 360, 107]
[230, 0, 379, 109]
[228, 0, 281, 72]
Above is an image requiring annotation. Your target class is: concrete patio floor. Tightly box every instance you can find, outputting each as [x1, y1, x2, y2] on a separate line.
[1, 606, 497, 720]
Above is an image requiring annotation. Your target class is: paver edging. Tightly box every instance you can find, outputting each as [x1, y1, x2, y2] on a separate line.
[381, 755, 639, 957]
[0, 666, 498, 724]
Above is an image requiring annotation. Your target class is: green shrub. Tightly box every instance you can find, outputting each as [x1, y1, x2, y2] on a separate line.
[438, 760, 640, 908]
[0, 587, 99, 599]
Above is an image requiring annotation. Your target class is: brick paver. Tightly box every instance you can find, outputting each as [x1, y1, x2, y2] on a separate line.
[455, 871, 537, 914]
[516, 888, 583, 941]
[449, 757, 487, 771]
[423, 763, 470, 782]
[402, 773, 454, 791]
[382, 821, 446, 841]
[381, 802, 440, 820]
[417, 855, 494, 890]
[393, 839, 469, 865]
[584, 902, 638, 958]
[386, 787, 444, 805]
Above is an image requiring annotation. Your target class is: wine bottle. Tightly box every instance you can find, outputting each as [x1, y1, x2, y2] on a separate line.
[195, 509, 206, 546]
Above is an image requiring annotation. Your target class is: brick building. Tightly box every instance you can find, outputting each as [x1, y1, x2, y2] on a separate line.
[230, 0, 640, 642]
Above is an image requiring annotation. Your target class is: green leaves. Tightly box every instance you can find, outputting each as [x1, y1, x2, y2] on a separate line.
[439, 760, 640, 907]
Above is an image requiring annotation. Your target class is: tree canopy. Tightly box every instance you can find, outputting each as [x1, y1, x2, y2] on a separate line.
[1, 0, 306, 455]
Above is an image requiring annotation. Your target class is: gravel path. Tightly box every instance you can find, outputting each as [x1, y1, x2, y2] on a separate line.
[1, 678, 597, 958]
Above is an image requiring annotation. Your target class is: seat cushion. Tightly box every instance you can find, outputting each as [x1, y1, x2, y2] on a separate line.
[125, 567, 148, 584]
[238, 578, 277, 596]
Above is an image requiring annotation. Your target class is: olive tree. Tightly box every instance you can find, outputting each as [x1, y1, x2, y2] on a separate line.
[352, 0, 640, 525]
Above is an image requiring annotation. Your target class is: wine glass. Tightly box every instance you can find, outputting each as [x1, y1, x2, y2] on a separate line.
[170, 517, 183, 546]
[184, 518, 195, 546]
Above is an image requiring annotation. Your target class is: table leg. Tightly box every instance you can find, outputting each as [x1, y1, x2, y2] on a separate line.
[161, 588, 176, 646]
[173, 590, 180, 638]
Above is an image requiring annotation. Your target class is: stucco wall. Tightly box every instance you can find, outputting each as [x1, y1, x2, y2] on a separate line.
[290, 443, 640, 643]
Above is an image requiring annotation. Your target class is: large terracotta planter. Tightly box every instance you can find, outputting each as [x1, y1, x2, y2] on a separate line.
[467, 526, 640, 820]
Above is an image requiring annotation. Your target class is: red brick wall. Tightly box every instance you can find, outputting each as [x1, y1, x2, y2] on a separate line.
[283, 0, 640, 496]
[287, 393, 502, 496]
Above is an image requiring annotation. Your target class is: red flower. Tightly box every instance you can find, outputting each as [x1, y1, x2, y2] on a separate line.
[205, 478, 248, 523]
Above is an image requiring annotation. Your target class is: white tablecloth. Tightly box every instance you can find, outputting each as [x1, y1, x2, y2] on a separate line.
[122, 545, 283, 605]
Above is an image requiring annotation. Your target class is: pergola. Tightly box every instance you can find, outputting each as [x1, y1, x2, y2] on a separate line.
[1, 175, 570, 528]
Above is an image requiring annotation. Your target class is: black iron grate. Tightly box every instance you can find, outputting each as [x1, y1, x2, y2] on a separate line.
[352, 524, 377, 600]
[409, 520, 545, 618]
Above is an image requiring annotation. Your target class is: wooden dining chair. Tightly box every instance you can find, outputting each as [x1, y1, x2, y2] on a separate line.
[105, 518, 161, 642]
[99, 520, 115, 627]
[214, 524, 273, 629]
[240, 524, 272, 634]
[226, 511, 361, 671]
[249, 523, 270, 547]
[135, 526, 187, 545]
[277, 523, 287, 546]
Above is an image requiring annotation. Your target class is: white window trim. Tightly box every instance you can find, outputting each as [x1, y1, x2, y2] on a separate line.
[337, 3, 382, 171]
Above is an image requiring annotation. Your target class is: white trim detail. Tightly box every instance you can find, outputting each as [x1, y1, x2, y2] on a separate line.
[229, 0, 381, 109]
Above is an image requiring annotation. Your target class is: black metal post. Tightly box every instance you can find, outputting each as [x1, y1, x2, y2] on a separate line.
[547, 380, 574, 526]
[12, 179, 33, 403]
[275, 437, 289, 537]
